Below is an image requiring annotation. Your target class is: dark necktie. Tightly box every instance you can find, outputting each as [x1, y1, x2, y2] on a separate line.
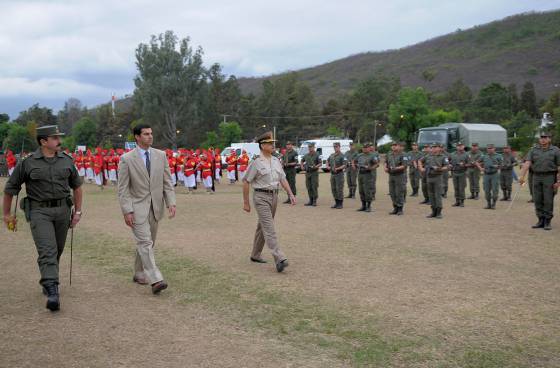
[145, 151, 151, 176]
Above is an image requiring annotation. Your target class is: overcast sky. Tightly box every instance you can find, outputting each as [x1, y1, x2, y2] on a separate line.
[1, 0, 559, 119]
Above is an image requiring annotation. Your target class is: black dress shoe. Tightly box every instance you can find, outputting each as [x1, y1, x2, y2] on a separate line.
[250, 257, 267, 263]
[151, 281, 168, 294]
[276, 259, 289, 273]
[44, 284, 60, 312]
[532, 217, 545, 229]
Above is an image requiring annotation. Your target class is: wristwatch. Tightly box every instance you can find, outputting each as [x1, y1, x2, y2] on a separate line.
[75, 211, 82, 216]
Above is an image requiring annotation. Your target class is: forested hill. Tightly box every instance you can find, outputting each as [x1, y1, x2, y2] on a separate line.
[238, 10, 560, 102]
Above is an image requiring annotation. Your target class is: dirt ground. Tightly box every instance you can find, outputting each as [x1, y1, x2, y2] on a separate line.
[1, 171, 559, 367]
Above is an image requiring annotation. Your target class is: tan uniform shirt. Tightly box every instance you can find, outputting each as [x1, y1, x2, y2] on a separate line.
[243, 155, 286, 190]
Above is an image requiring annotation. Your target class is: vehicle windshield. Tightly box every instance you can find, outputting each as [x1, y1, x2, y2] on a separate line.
[418, 130, 448, 146]
[298, 145, 309, 156]
[222, 148, 233, 157]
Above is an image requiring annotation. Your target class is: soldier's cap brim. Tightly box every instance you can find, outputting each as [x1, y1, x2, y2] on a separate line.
[259, 138, 276, 143]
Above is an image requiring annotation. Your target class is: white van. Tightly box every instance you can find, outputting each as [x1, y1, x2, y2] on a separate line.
[297, 138, 353, 172]
[221, 142, 260, 166]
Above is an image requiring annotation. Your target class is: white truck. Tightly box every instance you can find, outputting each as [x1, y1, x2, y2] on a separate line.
[297, 138, 353, 172]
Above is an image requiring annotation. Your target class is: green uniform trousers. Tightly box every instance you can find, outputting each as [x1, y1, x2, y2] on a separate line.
[532, 173, 556, 219]
[483, 172, 500, 202]
[427, 175, 443, 209]
[346, 167, 357, 193]
[371, 171, 377, 200]
[389, 173, 405, 207]
[358, 171, 374, 201]
[409, 169, 420, 191]
[528, 170, 534, 199]
[452, 172, 467, 200]
[285, 168, 297, 195]
[467, 168, 480, 194]
[29, 204, 72, 286]
[442, 171, 449, 194]
[330, 172, 345, 201]
[421, 173, 429, 200]
[305, 172, 319, 200]
[500, 169, 513, 192]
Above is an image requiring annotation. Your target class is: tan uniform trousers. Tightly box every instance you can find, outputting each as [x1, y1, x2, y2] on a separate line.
[251, 191, 287, 263]
[132, 206, 163, 284]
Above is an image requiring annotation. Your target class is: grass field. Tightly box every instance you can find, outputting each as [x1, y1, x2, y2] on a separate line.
[1, 171, 559, 367]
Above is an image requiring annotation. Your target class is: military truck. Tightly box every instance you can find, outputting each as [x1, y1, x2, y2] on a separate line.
[417, 123, 507, 151]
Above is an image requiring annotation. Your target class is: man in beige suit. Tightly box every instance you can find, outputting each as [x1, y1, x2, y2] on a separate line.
[118, 124, 176, 294]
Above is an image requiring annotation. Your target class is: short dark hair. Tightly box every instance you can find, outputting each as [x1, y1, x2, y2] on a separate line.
[133, 124, 152, 138]
[36, 135, 47, 146]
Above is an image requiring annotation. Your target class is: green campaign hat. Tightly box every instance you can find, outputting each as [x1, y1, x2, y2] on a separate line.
[36, 125, 65, 137]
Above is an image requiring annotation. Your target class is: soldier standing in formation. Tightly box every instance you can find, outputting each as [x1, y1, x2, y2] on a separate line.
[418, 145, 431, 205]
[243, 131, 295, 272]
[354, 143, 378, 213]
[344, 142, 359, 198]
[370, 145, 380, 201]
[476, 144, 503, 210]
[419, 143, 448, 219]
[282, 141, 298, 204]
[466, 143, 482, 199]
[519, 132, 560, 230]
[3, 125, 83, 311]
[441, 148, 450, 198]
[407, 143, 422, 197]
[449, 142, 469, 207]
[326, 142, 347, 209]
[385, 142, 407, 215]
[499, 145, 517, 201]
[301, 142, 321, 206]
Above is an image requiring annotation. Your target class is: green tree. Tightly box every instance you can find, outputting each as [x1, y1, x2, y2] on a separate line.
[507, 83, 520, 115]
[14, 103, 57, 126]
[134, 30, 207, 149]
[519, 82, 538, 118]
[57, 98, 84, 134]
[0, 122, 11, 147]
[201, 131, 219, 148]
[0, 113, 9, 124]
[73, 117, 98, 148]
[469, 82, 511, 123]
[4, 124, 35, 153]
[506, 112, 538, 151]
[219, 121, 242, 147]
[61, 136, 77, 152]
[435, 79, 473, 111]
[387, 87, 432, 146]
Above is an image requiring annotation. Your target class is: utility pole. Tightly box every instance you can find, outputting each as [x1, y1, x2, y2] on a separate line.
[221, 114, 231, 124]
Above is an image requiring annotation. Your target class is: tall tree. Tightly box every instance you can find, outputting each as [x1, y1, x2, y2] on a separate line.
[14, 104, 57, 126]
[57, 98, 84, 134]
[0, 113, 9, 124]
[507, 83, 520, 115]
[73, 117, 98, 148]
[387, 87, 432, 146]
[469, 82, 511, 123]
[134, 31, 207, 149]
[519, 82, 539, 118]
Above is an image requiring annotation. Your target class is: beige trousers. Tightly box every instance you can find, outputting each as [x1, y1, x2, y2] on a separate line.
[251, 191, 286, 263]
[132, 206, 163, 284]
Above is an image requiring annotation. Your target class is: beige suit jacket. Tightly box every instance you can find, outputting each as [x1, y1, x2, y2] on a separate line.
[117, 147, 176, 224]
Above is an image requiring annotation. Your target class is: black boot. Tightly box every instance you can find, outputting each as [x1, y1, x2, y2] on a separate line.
[331, 200, 338, 209]
[532, 217, 545, 229]
[435, 208, 443, 219]
[484, 200, 492, 209]
[304, 198, 313, 206]
[427, 207, 436, 218]
[346, 193, 352, 199]
[389, 206, 398, 215]
[474, 192, 479, 200]
[357, 201, 366, 211]
[468, 192, 475, 199]
[411, 188, 418, 197]
[452, 199, 460, 207]
[491, 199, 496, 209]
[420, 198, 430, 205]
[396, 206, 404, 216]
[44, 284, 60, 312]
[500, 190, 507, 201]
[460, 199, 465, 207]
[312, 198, 317, 207]
[544, 218, 552, 230]
[336, 199, 343, 209]
[507, 190, 512, 201]
[365, 201, 372, 212]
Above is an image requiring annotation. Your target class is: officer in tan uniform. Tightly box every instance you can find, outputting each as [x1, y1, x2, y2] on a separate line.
[242, 131, 296, 272]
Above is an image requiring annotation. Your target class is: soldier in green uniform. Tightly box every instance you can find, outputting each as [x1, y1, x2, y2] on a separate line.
[300, 142, 321, 206]
[418, 145, 431, 205]
[3, 125, 83, 311]
[407, 143, 422, 197]
[441, 149, 450, 198]
[466, 143, 482, 199]
[499, 145, 517, 201]
[476, 144, 503, 210]
[344, 142, 358, 198]
[354, 143, 378, 212]
[419, 143, 448, 218]
[370, 144, 380, 201]
[326, 142, 347, 209]
[519, 132, 560, 230]
[449, 142, 469, 207]
[385, 142, 407, 215]
[282, 141, 299, 204]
